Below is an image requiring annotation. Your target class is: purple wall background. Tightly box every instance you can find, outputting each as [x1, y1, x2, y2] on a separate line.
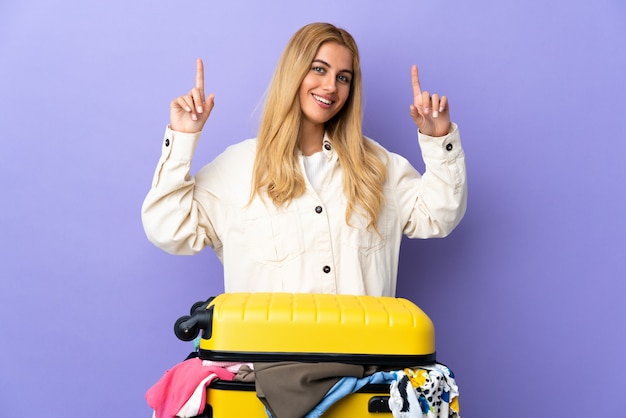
[1, 0, 625, 416]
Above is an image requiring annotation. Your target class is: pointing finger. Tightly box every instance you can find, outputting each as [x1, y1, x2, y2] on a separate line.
[411, 65, 422, 106]
[196, 58, 205, 91]
[195, 59, 205, 113]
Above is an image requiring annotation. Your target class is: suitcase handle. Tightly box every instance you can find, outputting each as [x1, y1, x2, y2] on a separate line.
[368, 395, 391, 413]
[174, 299, 215, 342]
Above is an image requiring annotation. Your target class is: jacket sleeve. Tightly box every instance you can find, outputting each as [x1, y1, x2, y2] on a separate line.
[141, 126, 222, 255]
[392, 122, 467, 238]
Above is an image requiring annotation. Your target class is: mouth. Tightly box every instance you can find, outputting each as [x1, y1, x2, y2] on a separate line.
[312, 94, 334, 106]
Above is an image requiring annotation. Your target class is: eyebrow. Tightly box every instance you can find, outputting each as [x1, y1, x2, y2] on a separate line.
[312, 59, 353, 75]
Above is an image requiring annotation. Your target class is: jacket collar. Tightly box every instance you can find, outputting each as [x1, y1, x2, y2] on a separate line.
[297, 132, 337, 161]
[321, 133, 334, 159]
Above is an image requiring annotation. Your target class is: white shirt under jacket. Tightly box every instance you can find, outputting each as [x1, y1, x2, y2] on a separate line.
[141, 124, 467, 297]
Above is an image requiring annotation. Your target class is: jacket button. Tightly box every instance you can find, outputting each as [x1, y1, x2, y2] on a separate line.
[323, 266, 331, 274]
[324, 143, 332, 151]
[165, 138, 170, 147]
[315, 206, 323, 214]
[445, 143, 453, 151]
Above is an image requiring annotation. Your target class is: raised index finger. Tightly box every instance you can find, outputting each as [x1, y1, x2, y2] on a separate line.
[195, 58, 205, 91]
[411, 64, 422, 102]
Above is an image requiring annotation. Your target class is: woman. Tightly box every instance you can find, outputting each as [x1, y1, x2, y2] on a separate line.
[141, 22, 467, 296]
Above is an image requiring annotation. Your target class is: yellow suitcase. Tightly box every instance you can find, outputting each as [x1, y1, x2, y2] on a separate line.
[174, 293, 437, 417]
[175, 292, 436, 366]
[200, 381, 395, 418]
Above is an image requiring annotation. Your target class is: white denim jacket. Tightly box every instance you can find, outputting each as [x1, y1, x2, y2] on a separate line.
[142, 124, 467, 296]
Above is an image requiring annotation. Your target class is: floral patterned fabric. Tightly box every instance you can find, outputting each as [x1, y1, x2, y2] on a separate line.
[389, 363, 460, 418]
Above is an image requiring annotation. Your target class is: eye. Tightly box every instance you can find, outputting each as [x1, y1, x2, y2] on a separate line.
[312, 66, 325, 74]
[337, 74, 351, 84]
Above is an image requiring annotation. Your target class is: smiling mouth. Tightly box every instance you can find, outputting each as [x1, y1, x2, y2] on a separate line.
[313, 94, 333, 106]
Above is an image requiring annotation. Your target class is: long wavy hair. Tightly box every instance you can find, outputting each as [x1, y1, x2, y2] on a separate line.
[251, 22, 387, 231]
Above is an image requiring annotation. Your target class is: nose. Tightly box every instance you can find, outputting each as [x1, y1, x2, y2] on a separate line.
[322, 74, 337, 92]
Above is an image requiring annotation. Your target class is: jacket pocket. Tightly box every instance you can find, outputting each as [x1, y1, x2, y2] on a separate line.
[241, 204, 305, 265]
[345, 209, 390, 256]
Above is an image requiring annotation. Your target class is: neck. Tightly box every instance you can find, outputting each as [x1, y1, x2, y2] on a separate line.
[299, 121, 324, 156]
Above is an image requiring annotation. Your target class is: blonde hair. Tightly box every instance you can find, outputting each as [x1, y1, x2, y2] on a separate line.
[251, 22, 387, 231]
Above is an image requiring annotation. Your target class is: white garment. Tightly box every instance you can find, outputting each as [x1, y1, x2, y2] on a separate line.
[389, 373, 423, 418]
[303, 150, 328, 192]
[142, 125, 466, 296]
[389, 364, 460, 418]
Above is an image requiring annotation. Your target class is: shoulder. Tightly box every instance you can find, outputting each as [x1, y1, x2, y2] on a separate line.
[363, 136, 419, 188]
[363, 136, 413, 167]
[195, 138, 258, 192]
[207, 138, 258, 169]
[218, 138, 258, 161]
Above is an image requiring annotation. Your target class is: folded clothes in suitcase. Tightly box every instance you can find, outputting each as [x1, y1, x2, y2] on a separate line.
[173, 293, 442, 418]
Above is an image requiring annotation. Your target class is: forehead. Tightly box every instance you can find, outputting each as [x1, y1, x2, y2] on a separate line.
[314, 42, 353, 71]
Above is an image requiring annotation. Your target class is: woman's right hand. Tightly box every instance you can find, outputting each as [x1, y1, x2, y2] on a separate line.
[170, 58, 215, 133]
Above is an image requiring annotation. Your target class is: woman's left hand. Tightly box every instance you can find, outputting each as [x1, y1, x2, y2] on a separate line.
[409, 65, 451, 137]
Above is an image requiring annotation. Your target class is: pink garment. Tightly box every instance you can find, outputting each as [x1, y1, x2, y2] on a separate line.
[201, 360, 253, 374]
[146, 357, 235, 418]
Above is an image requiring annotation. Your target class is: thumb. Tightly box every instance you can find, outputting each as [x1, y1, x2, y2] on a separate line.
[204, 93, 215, 115]
[198, 93, 215, 124]
[409, 104, 421, 123]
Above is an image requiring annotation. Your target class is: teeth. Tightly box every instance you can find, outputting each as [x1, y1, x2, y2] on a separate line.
[313, 94, 332, 105]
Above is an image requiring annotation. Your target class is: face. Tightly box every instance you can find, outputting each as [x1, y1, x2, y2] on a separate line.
[298, 42, 353, 130]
